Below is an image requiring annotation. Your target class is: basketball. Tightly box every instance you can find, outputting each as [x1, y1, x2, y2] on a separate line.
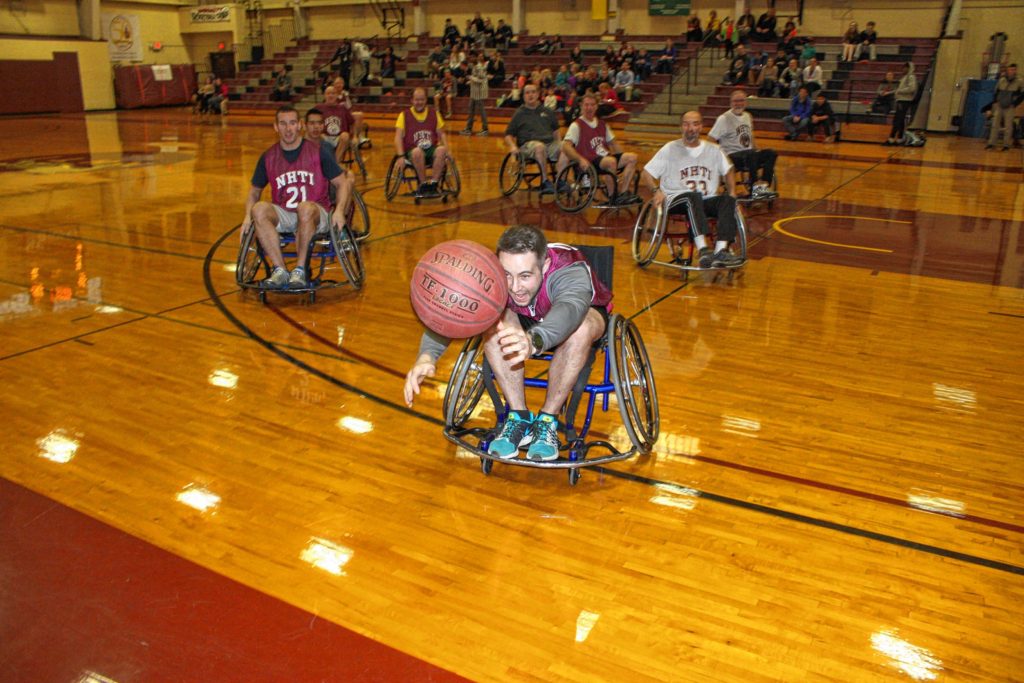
[410, 240, 508, 338]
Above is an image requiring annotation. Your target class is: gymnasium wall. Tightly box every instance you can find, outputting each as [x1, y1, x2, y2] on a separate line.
[0, 37, 114, 110]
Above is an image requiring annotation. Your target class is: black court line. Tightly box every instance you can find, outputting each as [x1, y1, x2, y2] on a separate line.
[990, 311, 1024, 320]
[203, 228, 1024, 578]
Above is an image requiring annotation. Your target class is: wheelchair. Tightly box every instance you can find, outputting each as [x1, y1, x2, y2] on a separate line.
[235, 195, 367, 303]
[632, 193, 748, 281]
[498, 150, 558, 196]
[554, 160, 642, 213]
[441, 246, 659, 486]
[733, 161, 778, 210]
[384, 152, 460, 204]
[338, 138, 367, 180]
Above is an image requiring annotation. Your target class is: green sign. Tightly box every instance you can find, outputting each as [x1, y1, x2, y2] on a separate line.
[649, 0, 691, 16]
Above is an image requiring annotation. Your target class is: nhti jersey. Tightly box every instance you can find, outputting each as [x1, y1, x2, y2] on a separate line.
[643, 140, 732, 199]
[264, 140, 331, 211]
[569, 117, 611, 162]
[318, 103, 354, 137]
[400, 107, 440, 151]
[506, 244, 613, 321]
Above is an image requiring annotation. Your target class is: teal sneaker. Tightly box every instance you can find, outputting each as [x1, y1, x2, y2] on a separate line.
[526, 413, 560, 461]
[488, 412, 533, 459]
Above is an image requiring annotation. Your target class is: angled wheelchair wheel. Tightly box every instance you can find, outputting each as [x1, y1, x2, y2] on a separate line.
[554, 163, 597, 213]
[632, 199, 666, 267]
[346, 189, 370, 241]
[608, 314, 659, 453]
[443, 335, 486, 429]
[441, 155, 461, 198]
[340, 142, 366, 181]
[329, 222, 365, 290]
[236, 226, 264, 286]
[735, 205, 749, 261]
[498, 152, 523, 196]
[384, 155, 404, 200]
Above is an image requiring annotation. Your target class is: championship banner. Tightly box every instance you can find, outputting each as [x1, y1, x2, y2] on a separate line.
[190, 6, 231, 23]
[102, 13, 143, 62]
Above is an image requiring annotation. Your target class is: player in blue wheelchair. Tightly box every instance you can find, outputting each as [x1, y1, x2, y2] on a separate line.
[235, 105, 364, 302]
[499, 84, 566, 197]
[404, 226, 659, 485]
[385, 88, 461, 204]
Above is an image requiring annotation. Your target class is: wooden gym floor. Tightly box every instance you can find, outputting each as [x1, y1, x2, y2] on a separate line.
[0, 109, 1022, 682]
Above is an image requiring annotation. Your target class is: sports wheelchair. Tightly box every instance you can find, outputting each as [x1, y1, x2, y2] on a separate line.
[236, 193, 368, 303]
[338, 138, 366, 180]
[498, 150, 558, 196]
[731, 155, 778, 209]
[384, 153, 460, 204]
[553, 160, 642, 213]
[632, 193, 748, 281]
[441, 246, 659, 486]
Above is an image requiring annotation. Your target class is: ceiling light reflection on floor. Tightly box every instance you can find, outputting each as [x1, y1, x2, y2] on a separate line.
[870, 629, 942, 680]
[575, 610, 600, 643]
[208, 368, 238, 389]
[932, 383, 976, 412]
[300, 537, 354, 576]
[75, 672, 120, 683]
[907, 491, 966, 518]
[650, 483, 700, 511]
[37, 429, 80, 463]
[721, 414, 761, 437]
[337, 416, 373, 434]
[176, 484, 221, 513]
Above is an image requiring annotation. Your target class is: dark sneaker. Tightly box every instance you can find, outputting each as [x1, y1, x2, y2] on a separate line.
[539, 180, 555, 195]
[526, 414, 560, 461]
[459, 129, 473, 136]
[698, 247, 714, 269]
[476, 130, 490, 136]
[488, 412, 533, 459]
[712, 250, 745, 268]
[262, 266, 290, 289]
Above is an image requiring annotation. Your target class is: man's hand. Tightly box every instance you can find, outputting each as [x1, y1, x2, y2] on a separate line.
[495, 320, 532, 366]
[332, 209, 347, 231]
[652, 188, 666, 207]
[404, 354, 437, 407]
[240, 217, 252, 243]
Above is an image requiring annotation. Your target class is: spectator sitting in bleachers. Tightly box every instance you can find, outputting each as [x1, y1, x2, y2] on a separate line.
[841, 22, 859, 63]
[753, 8, 777, 41]
[809, 92, 836, 142]
[525, 34, 558, 55]
[575, 66, 597, 96]
[602, 46, 620, 70]
[855, 22, 878, 61]
[614, 64, 636, 102]
[619, 41, 636, 67]
[779, 57, 802, 98]
[596, 82, 627, 118]
[723, 57, 750, 87]
[495, 19, 513, 52]
[270, 65, 293, 102]
[704, 10, 722, 43]
[657, 39, 677, 74]
[873, 72, 897, 114]
[377, 46, 400, 79]
[802, 57, 823, 95]
[754, 58, 779, 98]
[193, 76, 215, 113]
[597, 66, 615, 87]
[783, 86, 812, 140]
[737, 7, 756, 45]
[799, 39, 817, 68]
[209, 77, 228, 115]
[482, 18, 496, 48]
[442, 18, 460, 48]
[570, 46, 584, 65]
[778, 20, 800, 56]
[487, 51, 506, 86]
[634, 48, 652, 82]
[427, 43, 447, 79]
[433, 69, 455, 118]
[555, 64, 570, 88]
[686, 16, 703, 43]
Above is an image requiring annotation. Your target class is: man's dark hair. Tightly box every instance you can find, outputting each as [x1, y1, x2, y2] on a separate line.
[497, 225, 547, 261]
[275, 104, 299, 122]
[305, 107, 324, 122]
[1009, 63, 1018, 68]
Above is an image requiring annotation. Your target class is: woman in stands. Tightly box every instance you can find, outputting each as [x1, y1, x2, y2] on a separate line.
[841, 22, 859, 62]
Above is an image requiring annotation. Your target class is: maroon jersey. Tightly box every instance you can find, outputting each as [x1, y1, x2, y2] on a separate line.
[506, 244, 613, 321]
[318, 103, 354, 137]
[264, 140, 331, 211]
[572, 117, 611, 162]
[400, 107, 440, 151]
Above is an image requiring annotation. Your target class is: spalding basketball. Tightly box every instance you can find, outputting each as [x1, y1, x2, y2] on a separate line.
[410, 240, 508, 338]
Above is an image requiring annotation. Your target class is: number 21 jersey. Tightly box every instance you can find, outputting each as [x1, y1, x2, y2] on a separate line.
[262, 139, 332, 211]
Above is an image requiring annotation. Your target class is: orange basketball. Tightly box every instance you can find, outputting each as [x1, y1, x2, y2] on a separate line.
[410, 240, 508, 338]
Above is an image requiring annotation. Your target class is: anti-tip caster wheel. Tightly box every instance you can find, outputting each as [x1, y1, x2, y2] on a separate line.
[481, 457, 493, 476]
[567, 467, 580, 486]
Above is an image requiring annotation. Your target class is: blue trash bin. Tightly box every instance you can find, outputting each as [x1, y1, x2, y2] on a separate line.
[960, 79, 996, 138]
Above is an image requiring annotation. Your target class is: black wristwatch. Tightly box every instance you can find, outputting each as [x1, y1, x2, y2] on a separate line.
[530, 330, 544, 355]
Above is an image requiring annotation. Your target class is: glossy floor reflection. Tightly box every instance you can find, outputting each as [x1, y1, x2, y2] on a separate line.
[1, 109, 1022, 682]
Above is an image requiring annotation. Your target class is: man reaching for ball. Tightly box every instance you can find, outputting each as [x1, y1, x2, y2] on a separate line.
[404, 225, 612, 461]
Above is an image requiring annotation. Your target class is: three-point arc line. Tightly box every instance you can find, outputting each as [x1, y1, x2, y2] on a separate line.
[771, 214, 911, 253]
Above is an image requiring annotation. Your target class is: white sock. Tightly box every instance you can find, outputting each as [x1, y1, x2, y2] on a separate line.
[693, 235, 707, 250]
[715, 240, 728, 252]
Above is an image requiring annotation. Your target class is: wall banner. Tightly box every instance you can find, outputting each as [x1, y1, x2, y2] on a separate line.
[190, 6, 232, 23]
[102, 13, 143, 62]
